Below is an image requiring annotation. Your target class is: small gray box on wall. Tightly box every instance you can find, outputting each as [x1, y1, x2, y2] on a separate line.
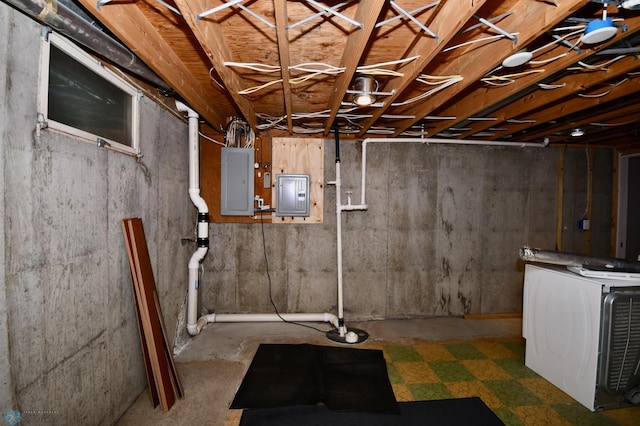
[276, 174, 310, 217]
[221, 148, 255, 216]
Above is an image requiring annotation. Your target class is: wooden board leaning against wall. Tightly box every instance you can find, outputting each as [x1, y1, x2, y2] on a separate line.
[202, 135, 324, 224]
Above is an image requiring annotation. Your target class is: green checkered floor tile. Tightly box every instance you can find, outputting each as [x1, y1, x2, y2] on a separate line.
[380, 338, 640, 426]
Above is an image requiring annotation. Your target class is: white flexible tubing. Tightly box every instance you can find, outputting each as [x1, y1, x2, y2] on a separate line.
[176, 101, 210, 336]
[202, 312, 340, 329]
[359, 137, 545, 206]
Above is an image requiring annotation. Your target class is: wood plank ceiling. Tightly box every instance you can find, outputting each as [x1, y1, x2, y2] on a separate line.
[76, 0, 640, 150]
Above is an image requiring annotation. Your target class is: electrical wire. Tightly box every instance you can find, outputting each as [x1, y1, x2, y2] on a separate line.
[391, 75, 463, 107]
[442, 33, 519, 53]
[199, 131, 226, 147]
[259, 211, 329, 334]
[225, 117, 255, 147]
[567, 55, 626, 72]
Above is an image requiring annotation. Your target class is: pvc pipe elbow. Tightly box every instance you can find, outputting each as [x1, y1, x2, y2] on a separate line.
[187, 317, 209, 336]
[189, 189, 209, 213]
[175, 100, 199, 118]
[187, 323, 201, 336]
[188, 247, 208, 268]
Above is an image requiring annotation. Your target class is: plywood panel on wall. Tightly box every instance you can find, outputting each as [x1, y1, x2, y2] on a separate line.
[271, 138, 324, 224]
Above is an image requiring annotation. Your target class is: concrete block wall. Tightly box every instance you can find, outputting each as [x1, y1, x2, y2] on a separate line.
[204, 141, 613, 320]
[1, 5, 193, 424]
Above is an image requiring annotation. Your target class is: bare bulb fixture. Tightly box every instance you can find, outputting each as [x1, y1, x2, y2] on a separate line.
[353, 75, 377, 106]
[571, 128, 585, 137]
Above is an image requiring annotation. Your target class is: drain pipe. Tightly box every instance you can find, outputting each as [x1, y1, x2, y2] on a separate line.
[175, 102, 340, 335]
[325, 128, 369, 344]
[322, 135, 545, 343]
[176, 101, 210, 336]
[4, 0, 169, 89]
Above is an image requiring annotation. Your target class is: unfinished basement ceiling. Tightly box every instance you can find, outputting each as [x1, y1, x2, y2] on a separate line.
[75, 0, 640, 149]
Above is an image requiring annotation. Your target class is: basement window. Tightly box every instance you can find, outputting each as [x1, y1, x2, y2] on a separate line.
[38, 32, 140, 156]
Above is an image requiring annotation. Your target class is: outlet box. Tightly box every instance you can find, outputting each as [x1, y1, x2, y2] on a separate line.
[578, 219, 590, 231]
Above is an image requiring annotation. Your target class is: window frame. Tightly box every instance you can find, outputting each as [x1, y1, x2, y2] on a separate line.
[38, 31, 141, 157]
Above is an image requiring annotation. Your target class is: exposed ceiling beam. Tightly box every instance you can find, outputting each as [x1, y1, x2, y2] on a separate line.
[355, 0, 488, 137]
[274, 0, 294, 133]
[518, 80, 640, 141]
[174, 0, 259, 129]
[440, 18, 640, 139]
[321, 0, 387, 135]
[390, 0, 589, 136]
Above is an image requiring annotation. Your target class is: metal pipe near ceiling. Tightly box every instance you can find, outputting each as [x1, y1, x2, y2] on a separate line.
[3, 0, 169, 90]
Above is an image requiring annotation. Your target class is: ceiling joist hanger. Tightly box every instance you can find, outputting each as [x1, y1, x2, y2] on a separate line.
[381, 0, 440, 42]
[195, 0, 276, 27]
[286, 1, 353, 30]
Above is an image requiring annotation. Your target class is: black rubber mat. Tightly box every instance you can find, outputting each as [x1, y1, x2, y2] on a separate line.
[230, 343, 399, 414]
[239, 397, 505, 426]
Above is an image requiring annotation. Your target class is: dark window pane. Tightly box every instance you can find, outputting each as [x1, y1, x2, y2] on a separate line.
[48, 45, 133, 146]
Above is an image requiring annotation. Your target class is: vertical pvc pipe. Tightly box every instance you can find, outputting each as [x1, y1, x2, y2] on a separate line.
[334, 128, 346, 336]
[177, 101, 210, 336]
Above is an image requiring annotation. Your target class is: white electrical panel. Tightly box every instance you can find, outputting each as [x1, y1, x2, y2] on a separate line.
[276, 174, 310, 217]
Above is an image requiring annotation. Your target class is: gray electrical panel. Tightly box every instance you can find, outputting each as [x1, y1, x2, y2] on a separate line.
[221, 148, 255, 216]
[276, 174, 310, 217]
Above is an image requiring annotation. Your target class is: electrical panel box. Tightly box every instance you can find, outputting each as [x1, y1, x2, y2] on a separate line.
[221, 148, 255, 216]
[276, 174, 310, 217]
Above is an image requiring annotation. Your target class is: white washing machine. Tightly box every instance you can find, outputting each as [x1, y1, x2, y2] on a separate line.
[522, 264, 640, 411]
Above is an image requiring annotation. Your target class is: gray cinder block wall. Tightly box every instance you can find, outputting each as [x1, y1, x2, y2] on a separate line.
[1, 4, 193, 424]
[204, 141, 613, 320]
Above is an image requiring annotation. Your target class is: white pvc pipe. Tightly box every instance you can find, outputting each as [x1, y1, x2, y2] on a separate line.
[176, 101, 210, 336]
[330, 136, 546, 337]
[202, 312, 340, 329]
[334, 160, 346, 336]
[359, 137, 546, 206]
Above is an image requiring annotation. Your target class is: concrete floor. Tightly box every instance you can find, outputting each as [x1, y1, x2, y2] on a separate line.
[115, 317, 522, 425]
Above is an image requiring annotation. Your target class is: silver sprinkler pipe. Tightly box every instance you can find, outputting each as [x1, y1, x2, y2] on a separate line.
[176, 101, 210, 336]
[520, 246, 640, 273]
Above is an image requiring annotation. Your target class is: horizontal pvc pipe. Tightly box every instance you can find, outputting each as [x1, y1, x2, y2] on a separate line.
[359, 137, 546, 207]
[203, 312, 340, 329]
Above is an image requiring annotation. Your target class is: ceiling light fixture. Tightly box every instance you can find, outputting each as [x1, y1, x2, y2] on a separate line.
[353, 75, 377, 106]
[621, 0, 640, 10]
[502, 50, 533, 68]
[571, 128, 585, 137]
[581, 6, 618, 44]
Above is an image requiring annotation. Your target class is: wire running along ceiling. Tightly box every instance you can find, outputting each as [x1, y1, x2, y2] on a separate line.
[77, 0, 640, 149]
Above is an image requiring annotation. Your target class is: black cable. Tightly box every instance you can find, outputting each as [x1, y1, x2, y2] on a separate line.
[259, 211, 329, 334]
